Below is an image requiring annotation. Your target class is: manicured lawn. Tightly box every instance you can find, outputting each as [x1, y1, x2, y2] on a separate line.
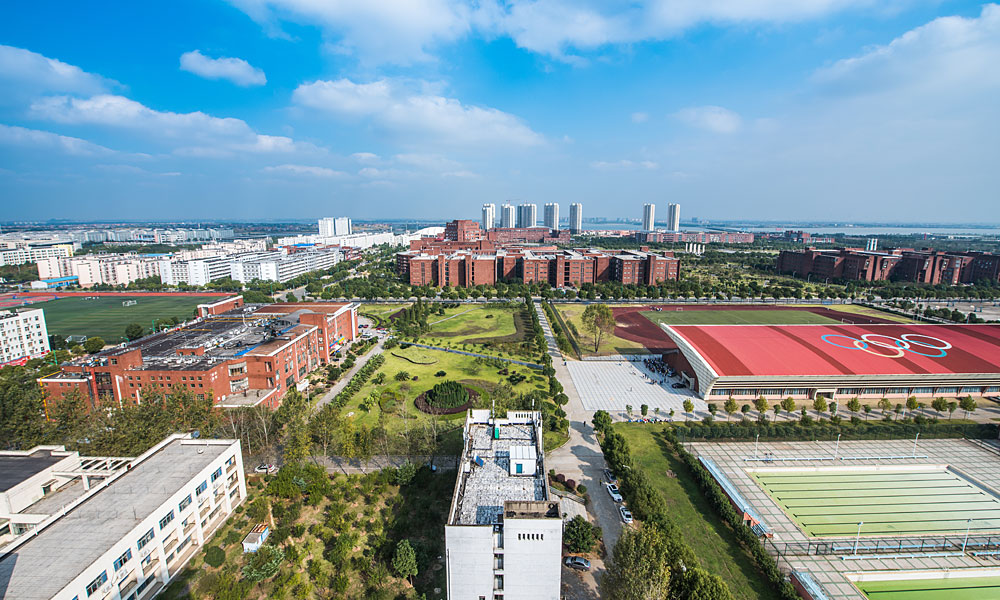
[425, 305, 518, 342]
[554, 303, 645, 356]
[826, 304, 916, 324]
[641, 309, 839, 326]
[340, 345, 549, 450]
[39, 295, 205, 341]
[614, 424, 781, 600]
[858, 576, 1000, 600]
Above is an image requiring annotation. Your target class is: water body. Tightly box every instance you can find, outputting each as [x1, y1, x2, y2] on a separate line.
[742, 225, 1000, 237]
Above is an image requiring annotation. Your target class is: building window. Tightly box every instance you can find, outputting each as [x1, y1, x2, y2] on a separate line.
[137, 528, 154, 550]
[113, 549, 132, 571]
[196, 480, 207, 496]
[211, 467, 223, 482]
[86, 571, 108, 596]
[159, 509, 175, 529]
[179, 494, 192, 511]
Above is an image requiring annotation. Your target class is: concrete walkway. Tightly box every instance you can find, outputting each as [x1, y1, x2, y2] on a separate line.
[536, 303, 621, 597]
[315, 334, 385, 409]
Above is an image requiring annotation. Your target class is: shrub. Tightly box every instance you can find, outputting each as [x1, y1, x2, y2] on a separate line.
[564, 515, 597, 553]
[566, 479, 576, 490]
[204, 545, 226, 568]
[434, 370, 447, 377]
[577, 484, 587, 494]
[425, 380, 469, 409]
[242, 544, 284, 582]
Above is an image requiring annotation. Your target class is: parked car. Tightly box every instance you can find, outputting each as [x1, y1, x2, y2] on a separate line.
[606, 483, 623, 502]
[254, 463, 277, 474]
[603, 469, 617, 485]
[619, 506, 633, 524]
[563, 556, 591, 571]
[671, 382, 685, 389]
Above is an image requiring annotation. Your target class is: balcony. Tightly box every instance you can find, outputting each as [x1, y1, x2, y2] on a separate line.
[226, 461, 236, 474]
[118, 572, 138, 597]
[141, 558, 160, 578]
[199, 503, 212, 518]
[183, 520, 196, 535]
[162, 535, 179, 555]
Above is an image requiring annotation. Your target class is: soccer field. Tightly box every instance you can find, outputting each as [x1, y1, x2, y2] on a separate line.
[641, 308, 840, 326]
[751, 467, 1000, 537]
[858, 576, 1000, 600]
[40, 296, 205, 341]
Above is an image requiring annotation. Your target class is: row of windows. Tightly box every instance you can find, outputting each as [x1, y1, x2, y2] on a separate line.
[113, 548, 132, 572]
[517, 533, 544, 541]
[713, 386, 997, 397]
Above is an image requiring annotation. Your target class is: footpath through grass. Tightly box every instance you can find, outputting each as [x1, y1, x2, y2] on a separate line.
[615, 424, 781, 600]
[40, 295, 204, 340]
[640, 309, 838, 326]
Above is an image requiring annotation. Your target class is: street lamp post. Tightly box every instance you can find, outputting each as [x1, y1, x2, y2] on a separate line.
[963, 519, 973, 552]
[754, 433, 760, 459]
[834, 433, 841, 460]
[854, 521, 864, 555]
[912, 432, 920, 458]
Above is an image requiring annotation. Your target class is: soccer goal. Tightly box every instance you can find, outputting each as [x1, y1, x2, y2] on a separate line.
[122, 299, 138, 307]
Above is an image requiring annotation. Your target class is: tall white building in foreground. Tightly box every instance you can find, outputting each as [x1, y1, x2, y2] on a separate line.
[445, 410, 561, 600]
[0, 308, 50, 364]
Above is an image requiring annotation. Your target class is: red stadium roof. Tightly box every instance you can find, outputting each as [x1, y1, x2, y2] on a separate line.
[666, 324, 1000, 377]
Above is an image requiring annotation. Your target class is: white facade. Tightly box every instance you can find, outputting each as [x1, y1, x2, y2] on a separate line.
[569, 203, 583, 234]
[0, 308, 50, 364]
[668, 203, 681, 232]
[482, 203, 496, 230]
[445, 411, 561, 600]
[0, 435, 246, 600]
[318, 217, 352, 237]
[517, 203, 537, 228]
[157, 255, 232, 286]
[0, 244, 73, 267]
[38, 255, 160, 288]
[277, 231, 397, 249]
[500, 204, 516, 228]
[543, 203, 559, 229]
[230, 248, 341, 283]
[642, 203, 656, 232]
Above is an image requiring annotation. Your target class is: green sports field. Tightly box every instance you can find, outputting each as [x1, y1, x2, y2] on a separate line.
[751, 467, 1000, 537]
[640, 309, 840, 326]
[40, 296, 205, 341]
[858, 576, 1000, 600]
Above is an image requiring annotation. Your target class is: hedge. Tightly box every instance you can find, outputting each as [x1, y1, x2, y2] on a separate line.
[675, 419, 998, 442]
[330, 353, 385, 409]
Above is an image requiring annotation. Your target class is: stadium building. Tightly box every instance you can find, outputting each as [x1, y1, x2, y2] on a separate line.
[660, 323, 1000, 402]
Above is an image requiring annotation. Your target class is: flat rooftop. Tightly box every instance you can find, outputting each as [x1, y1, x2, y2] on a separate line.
[0, 437, 233, 600]
[451, 418, 546, 526]
[666, 323, 1000, 377]
[0, 450, 67, 493]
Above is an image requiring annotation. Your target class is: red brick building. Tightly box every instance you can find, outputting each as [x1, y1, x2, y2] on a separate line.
[444, 219, 483, 242]
[777, 248, 997, 284]
[38, 302, 358, 413]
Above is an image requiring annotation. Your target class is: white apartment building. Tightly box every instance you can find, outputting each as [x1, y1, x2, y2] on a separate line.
[37, 255, 160, 288]
[230, 248, 342, 283]
[569, 203, 583, 234]
[0, 434, 246, 600]
[500, 204, 516, 228]
[543, 203, 559, 230]
[667, 203, 681, 232]
[642, 203, 656, 232]
[277, 231, 396, 249]
[0, 308, 50, 364]
[482, 204, 496, 230]
[517, 204, 538, 229]
[318, 217, 352, 237]
[158, 255, 235, 286]
[0, 244, 73, 267]
[445, 410, 561, 600]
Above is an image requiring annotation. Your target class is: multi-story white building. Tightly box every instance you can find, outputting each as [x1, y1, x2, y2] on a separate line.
[157, 255, 234, 286]
[318, 217, 352, 237]
[0, 434, 246, 600]
[642, 203, 656, 232]
[517, 203, 538, 229]
[543, 203, 559, 230]
[0, 243, 73, 267]
[445, 410, 561, 600]
[230, 248, 342, 283]
[569, 203, 583, 235]
[482, 204, 496, 230]
[0, 308, 50, 364]
[500, 204, 516, 228]
[667, 203, 681, 232]
[37, 255, 161, 288]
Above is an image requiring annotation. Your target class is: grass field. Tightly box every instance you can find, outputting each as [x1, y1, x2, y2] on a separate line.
[752, 467, 1000, 537]
[640, 309, 840, 326]
[40, 296, 205, 341]
[858, 576, 1000, 600]
[554, 304, 646, 355]
[827, 304, 916, 324]
[615, 424, 780, 600]
[420, 305, 534, 360]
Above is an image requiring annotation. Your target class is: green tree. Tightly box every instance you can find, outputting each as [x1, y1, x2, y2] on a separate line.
[863, 404, 872, 420]
[564, 515, 597, 553]
[124, 323, 145, 341]
[780, 397, 796, 417]
[931, 397, 948, 415]
[877, 397, 893, 416]
[906, 396, 919, 414]
[723, 397, 738, 422]
[675, 568, 735, 600]
[812, 397, 827, 416]
[960, 395, 977, 419]
[772, 404, 781, 422]
[740, 404, 750, 420]
[592, 410, 612, 432]
[392, 539, 418, 583]
[683, 399, 694, 422]
[601, 526, 671, 600]
[754, 396, 768, 421]
[641, 404, 649, 417]
[947, 401, 958, 419]
[580, 303, 615, 352]
[242, 545, 283, 582]
[625, 404, 633, 418]
[83, 336, 106, 354]
[707, 403, 716, 419]
[204, 546, 226, 568]
[847, 397, 861, 415]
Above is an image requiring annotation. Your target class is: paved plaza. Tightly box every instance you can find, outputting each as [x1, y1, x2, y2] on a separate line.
[688, 439, 1000, 600]
[566, 359, 707, 414]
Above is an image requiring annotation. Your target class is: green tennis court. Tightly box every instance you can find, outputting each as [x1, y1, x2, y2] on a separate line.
[751, 467, 1000, 537]
[640, 309, 839, 326]
[858, 576, 1000, 600]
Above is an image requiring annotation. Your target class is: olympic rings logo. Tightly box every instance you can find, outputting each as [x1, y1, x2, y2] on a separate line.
[820, 333, 951, 359]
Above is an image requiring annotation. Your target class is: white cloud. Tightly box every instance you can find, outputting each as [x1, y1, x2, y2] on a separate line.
[0, 45, 116, 100]
[263, 164, 345, 177]
[351, 152, 380, 162]
[226, 0, 470, 64]
[0, 124, 116, 156]
[631, 112, 649, 123]
[95, 164, 180, 176]
[293, 78, 543, 147]
[674, 105, 742, 133]
[394, 153, 462, 170]
[30, 94, 308, 157]
[590, 159, 659, 170]
[180, 50, 266, 86]
[442, 170, 477, 178]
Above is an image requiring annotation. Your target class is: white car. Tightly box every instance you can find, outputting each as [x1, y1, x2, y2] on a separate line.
[254, 463, 277, 474]
[606, 483, 623, 503]
[619, 506, 633, 524]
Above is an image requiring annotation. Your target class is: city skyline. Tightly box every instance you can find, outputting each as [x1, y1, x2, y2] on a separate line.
[1, 2, 998, 222]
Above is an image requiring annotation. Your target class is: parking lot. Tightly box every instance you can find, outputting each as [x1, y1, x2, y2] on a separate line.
[566, 359, 708, 415]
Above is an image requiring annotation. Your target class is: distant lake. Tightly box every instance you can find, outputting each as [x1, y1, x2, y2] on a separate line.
[743, 225, 1000, 237]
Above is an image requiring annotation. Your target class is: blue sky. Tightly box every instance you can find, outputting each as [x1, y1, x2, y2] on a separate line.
[1, 0, 997, 222]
